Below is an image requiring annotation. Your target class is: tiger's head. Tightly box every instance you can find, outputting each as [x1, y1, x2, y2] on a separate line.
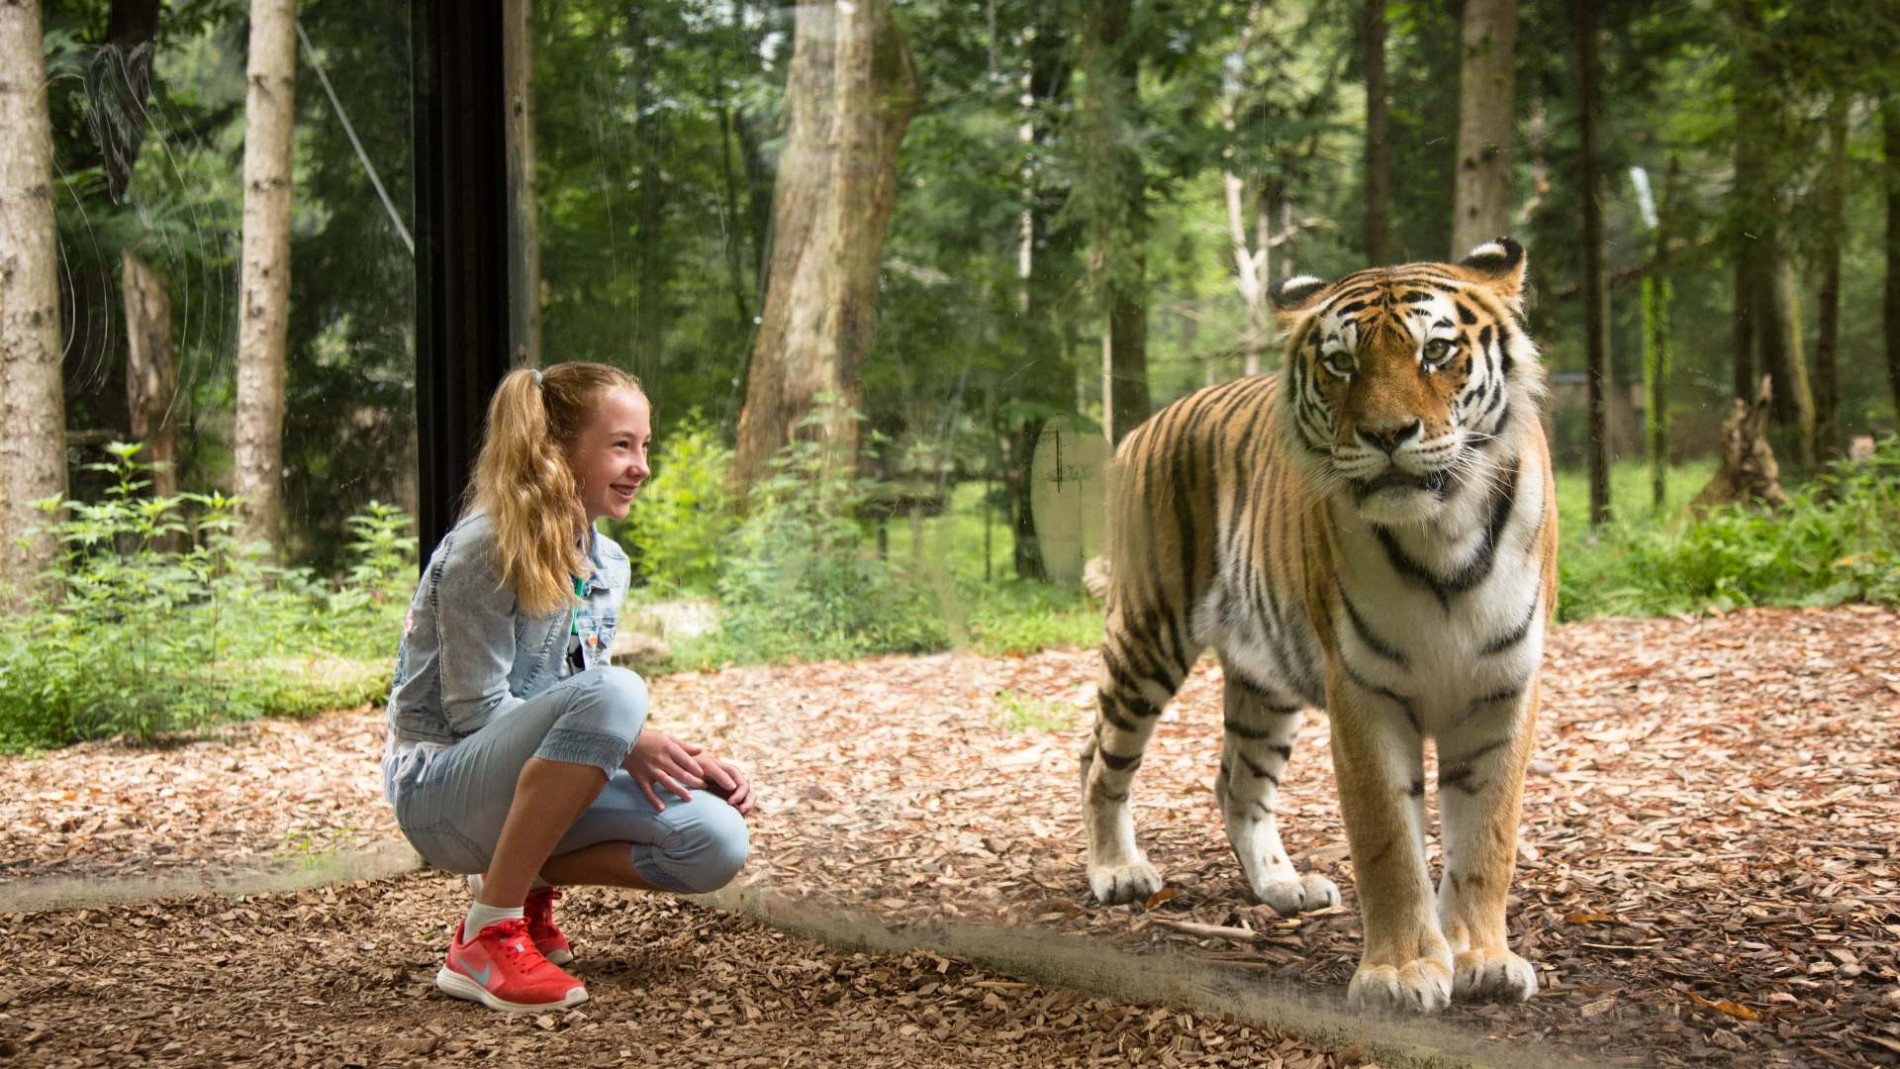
[1268, 238, 1543, 526]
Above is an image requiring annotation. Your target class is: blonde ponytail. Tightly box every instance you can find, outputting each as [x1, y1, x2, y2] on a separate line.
[461, 362, 644, 617]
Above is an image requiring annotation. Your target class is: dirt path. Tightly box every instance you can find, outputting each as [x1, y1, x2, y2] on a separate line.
[4, 607, 1898, 1066]
[1, 873, 1357, 1068]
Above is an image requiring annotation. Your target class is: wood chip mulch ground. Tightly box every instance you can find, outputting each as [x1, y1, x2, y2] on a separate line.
[0, 871, 1355, 1068]
[3, 606, 1898, 1067]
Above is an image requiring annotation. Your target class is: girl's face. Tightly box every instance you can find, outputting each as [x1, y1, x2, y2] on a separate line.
[566, 387, 652, 523]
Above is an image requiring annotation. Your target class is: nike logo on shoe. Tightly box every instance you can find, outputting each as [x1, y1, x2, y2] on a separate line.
[452, 949, 494, 989]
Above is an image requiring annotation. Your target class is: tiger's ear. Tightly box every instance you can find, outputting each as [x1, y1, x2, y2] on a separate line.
[1268, 275, 1330, 333]
[1458, 237, 1527, 310]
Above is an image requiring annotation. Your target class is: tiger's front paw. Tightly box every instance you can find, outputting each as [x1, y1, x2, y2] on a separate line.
[1453, 948, 1537, 1003]
[1088, 859, 1163, 905]
[1347, 957, 1453, 1016]
[1253, 872, 1341, 916]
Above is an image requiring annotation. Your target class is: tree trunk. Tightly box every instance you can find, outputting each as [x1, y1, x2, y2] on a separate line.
[1082, 0, 1149, 446]
[1887, 90, 1900, 421]
[1813, 92, 1846, 465]
[717, 105, 753, 327]
[123, 251, 179, 501]
[1362, 0, 1390, 265]
[234, 0, 297, 555]
[728, 0, 920, 495]
[504, 0, 542, 368]
[1642, 157, 1679, 511]
[1005, 9, 1075, 582]
[0, 0, 67, 609]
[1451, 0, 1516, 256]
[1730, 48, 1765, 407]
[1575, 0, 1609, 527]
[1222, 2, 1269, 376]
[1762, 257, 1815, 469]
[630, 7, 668, 411]
[1694, 375, 1786, 513]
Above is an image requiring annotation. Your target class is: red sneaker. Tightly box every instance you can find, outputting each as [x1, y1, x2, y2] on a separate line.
[524, 887, 573, 966]
[434, 918, 587, 1013]
[466, 876, 573, 965]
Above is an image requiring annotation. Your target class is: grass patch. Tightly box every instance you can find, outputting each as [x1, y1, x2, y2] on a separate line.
[992, 689, 1082, 734]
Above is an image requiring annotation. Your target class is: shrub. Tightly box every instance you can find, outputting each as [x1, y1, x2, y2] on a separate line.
[694, 399, 950, 665]
[1558, 437, 1900, 619]
[0, 443, 411, 751]
[608, 411, 737, 596]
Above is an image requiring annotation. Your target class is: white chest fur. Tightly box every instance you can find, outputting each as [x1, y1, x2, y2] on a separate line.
[1325, 452, 1548, 736]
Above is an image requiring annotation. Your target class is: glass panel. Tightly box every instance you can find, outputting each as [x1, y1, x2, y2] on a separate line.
[10, 1, 415, 746]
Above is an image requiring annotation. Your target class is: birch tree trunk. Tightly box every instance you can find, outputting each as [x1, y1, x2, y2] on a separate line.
[234, 0, 297, 555]
[123, 250, 178, 501]
[0, 0, 67, 609]
[1221, 2, 1268, 376]
[729, 0, 920, 494]
[1362, 0, 1390, 265]
[504, 0, 542, 369]
[1451, 0, 1517, 255]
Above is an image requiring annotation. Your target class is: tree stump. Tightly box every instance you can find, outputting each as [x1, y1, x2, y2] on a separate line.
[1692, 375, 1787, 513]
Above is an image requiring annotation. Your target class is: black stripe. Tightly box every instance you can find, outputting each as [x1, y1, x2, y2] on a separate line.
[1098, 748, 1143, 772]
[1438, 766, 1481, 794]
[1449, 738, 1509, 768]
[1237, 752, 1281, 786]
[1341, 661, 1419, 735]
[1481, 594, 1541, 655]
[1466, 682, 1525, 715]
[1341, 591, 1410, 668]
[1373, 459, 1521, 610]
[1223, 717, 1276, 740]
[1228, 673, 1302, 713]
[1099, 701, 1139, 734]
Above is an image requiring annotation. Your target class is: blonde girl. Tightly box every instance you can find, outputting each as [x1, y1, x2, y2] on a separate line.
[382, 362, 753, 1013]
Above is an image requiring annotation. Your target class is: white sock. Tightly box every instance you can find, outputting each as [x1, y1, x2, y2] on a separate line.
[466, 873, 551, 898]
[463, 901, 524, 940]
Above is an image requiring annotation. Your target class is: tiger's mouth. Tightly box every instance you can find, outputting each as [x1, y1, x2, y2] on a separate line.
[1351, 467, 1451, 501]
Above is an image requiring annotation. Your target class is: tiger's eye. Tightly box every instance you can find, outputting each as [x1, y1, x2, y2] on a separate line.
[1424, 339, 1455, 366]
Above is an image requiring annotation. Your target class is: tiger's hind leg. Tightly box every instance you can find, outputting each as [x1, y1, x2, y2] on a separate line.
[1082, 610, 1200, 906]
[1215, 664, 1341, 915]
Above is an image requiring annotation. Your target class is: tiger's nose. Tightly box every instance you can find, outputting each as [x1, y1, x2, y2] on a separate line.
[1357, 419, 1423, 455]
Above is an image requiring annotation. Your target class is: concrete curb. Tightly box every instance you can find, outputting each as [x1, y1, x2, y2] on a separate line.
[699, 883, 1601, 1069]
[0, 840, 423, 914]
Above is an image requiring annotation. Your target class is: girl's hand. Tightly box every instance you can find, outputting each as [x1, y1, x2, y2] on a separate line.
[623, 729, 706, 811]
[680, 742, 754, 817]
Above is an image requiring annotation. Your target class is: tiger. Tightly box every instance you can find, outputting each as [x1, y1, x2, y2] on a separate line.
[1079, 239, 1557, 1016]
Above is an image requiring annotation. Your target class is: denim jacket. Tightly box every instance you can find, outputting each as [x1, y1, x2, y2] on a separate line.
[380, 510, 630, 800]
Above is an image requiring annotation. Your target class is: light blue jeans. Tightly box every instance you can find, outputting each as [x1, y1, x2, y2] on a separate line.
[389, 666, 749, 894]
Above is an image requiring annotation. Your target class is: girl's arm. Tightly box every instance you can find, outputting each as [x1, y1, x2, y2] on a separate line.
[435, 529, 526, 734]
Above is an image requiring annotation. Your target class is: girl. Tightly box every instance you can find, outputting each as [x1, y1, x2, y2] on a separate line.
[381, 362, 754, 1013]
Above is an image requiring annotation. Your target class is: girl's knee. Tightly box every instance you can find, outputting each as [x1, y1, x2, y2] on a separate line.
[584, 665, 648, 739]
[666, 798, 750, 894]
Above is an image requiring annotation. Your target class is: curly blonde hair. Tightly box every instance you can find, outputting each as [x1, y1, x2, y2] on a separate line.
[460, 362, 646, 617]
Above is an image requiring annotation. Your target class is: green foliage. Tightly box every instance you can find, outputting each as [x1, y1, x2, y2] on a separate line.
[992, 689, 1080, 734]
[0, 444, 410, 752]
[1558, 441, 1900, 619]
[606, 413, 738, 596]
[695, 400, 950, 665]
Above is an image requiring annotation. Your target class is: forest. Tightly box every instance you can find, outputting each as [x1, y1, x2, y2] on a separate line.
[2, 0, 1898, 746]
